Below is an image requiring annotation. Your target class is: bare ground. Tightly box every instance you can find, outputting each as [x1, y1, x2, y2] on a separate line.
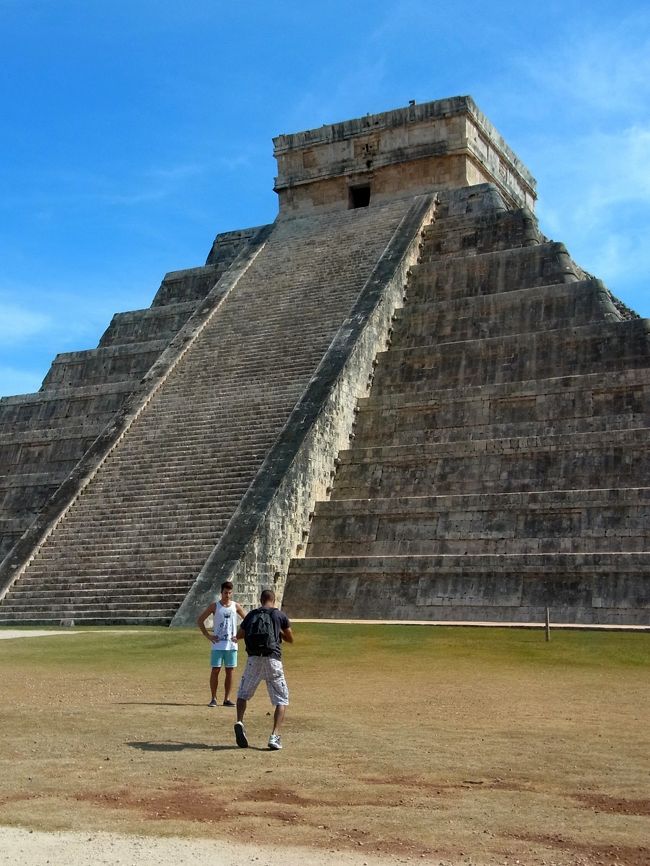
[0, 625, 648, 866]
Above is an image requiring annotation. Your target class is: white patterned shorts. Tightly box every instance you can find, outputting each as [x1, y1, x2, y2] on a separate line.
[237, 656, 289, 706]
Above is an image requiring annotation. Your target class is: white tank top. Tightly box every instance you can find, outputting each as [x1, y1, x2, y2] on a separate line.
[213, 601, 238, 650]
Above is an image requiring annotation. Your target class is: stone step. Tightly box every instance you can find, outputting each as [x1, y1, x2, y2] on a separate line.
[0, 610, 175, 625]
[360, 368, 650, 414]
[392, 280, 620, 346]
[0, 589, 189, 609]
[88, 466, 266, 486]
[69, 490, 248, 511]
[371, 319, 650, 392]
[417, 209, 541, 259]
[36, 536, 213, 556]
[0, 381, 135, 432]
[18, 568, 199, 584]
[407, 241, 580, 303]
[0, 426, 105, 447]
[98, 444, 277, 462]
[31, 553, 216, 571]
[306, 488, 650, 556]
[354, 410, 650, 447]
[41, 340, 169, 389]
[333, 428, 650, 498]
[38, 503, 227, 525]
[354, 369, 650, 445]
[151, 262, 228, 307]
[283, 552, 650, 624]
[59, 503, 240, 523]
[12, 576, 195, 590]
[98, 301, 198, 348]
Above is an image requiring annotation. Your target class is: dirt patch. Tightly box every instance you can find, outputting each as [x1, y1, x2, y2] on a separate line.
[515, 833, 650, 866]
[245, 786, 318, 806]
[76, 784, 228, 823]
[573, 792, 650, 816]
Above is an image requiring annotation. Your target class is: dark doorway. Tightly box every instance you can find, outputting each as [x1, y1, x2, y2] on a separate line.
[349, 184, 371, 209]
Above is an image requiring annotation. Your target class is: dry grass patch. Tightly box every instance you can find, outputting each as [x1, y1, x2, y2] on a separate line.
[0, 624, 648, 865]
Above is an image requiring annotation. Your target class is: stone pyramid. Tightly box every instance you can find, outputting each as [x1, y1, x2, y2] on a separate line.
[0, 96, 648, 625]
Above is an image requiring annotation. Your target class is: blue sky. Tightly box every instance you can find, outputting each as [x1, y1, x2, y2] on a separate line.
[1, 0, 649, 397]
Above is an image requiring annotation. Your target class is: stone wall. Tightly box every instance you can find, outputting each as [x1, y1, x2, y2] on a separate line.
[273, 96, 536, 215]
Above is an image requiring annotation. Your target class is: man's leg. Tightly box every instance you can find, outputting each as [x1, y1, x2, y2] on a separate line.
[209, 666, 221, 706]
[236, 697, 247, 723]
[234, 698, 249, 747]
[266, 659, 289, 750]
[234, 656, 261, 749]
[271, 704, 285, 735]
[223, 667, 235, 705]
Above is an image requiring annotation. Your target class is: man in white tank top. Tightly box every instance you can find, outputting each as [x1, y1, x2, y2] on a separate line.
[197, 581, 246, 706]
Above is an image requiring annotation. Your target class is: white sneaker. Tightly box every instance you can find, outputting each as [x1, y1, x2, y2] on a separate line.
[234, 721, 248, 748]
[268, 733, 282, 750]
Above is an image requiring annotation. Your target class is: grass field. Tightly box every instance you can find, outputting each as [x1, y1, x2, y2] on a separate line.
[0, 624, 648, 865]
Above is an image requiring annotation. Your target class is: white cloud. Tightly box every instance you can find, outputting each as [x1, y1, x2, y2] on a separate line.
[501, 14, 650, 316]
[518, 17, 650, 116]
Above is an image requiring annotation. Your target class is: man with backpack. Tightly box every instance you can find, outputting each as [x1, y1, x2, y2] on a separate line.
[234, 588, 293, 751]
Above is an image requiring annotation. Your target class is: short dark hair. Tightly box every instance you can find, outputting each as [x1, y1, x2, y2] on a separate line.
[260, 588, 275, 604]
[221, 581, 234, 591]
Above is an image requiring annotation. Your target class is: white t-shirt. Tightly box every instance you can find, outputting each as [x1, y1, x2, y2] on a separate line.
[212, 601, 238, 650]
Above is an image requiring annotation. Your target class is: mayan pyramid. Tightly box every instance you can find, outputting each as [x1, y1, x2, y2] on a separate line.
[0, 96, 648, 626]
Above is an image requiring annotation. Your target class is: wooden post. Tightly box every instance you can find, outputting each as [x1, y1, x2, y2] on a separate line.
[545, 607, 551, 642]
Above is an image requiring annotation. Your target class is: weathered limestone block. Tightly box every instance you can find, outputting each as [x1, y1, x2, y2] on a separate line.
[284, 554, 650, 625]
[394, 279, 621, 346]
[371, 320, 650, 392]
[41, 341, 169, 389]
[353, 369, 650, 446]
[98, 302, 197, 347]
[150, 264, 225, 307]
[306, 488, 650, 555]
[408, 241, 580, 301]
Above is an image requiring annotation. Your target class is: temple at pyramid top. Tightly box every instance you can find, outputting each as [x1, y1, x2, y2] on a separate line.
[273, 95, 536, 215]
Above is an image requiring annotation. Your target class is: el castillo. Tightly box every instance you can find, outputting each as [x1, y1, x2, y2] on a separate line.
[0, 94, 648, 628]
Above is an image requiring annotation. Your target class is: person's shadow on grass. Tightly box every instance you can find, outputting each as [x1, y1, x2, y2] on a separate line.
[127, 740, 267, 752]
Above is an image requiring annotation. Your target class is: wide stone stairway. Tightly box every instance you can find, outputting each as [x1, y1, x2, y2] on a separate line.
[0, 200, 412, 624]
[283, 187, 650, 624]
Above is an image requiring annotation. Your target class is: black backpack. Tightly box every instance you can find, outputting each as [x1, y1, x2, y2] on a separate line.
[244, 607, 277, 656]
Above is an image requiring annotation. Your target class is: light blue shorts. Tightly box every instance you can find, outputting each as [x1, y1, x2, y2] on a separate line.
[211, 648, 238, 669]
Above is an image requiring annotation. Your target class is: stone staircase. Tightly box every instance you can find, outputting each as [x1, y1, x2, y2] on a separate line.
[0, 200, 413, 624]
[283, 187, 650, 624]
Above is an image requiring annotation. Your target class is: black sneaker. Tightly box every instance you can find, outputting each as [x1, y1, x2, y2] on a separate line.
[223, 700, 235, 707]
[234, 721, 248, 748]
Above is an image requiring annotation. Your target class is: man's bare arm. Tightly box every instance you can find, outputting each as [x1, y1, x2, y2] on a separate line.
[281, 627, 294, 644]
[197, 603, 218, 642]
